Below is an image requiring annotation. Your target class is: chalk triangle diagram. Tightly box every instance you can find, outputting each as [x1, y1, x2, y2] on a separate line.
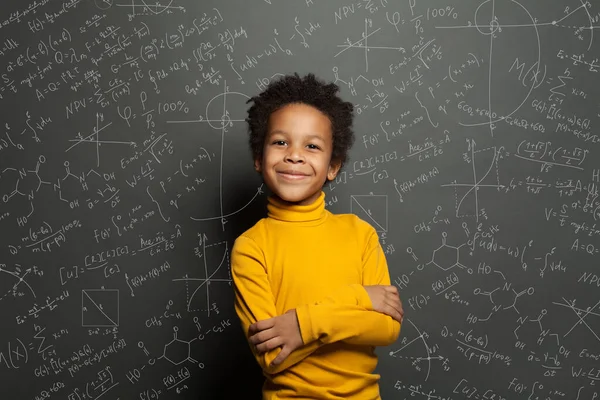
[350, 195, 388, 232]
[81, 289, 119, 327]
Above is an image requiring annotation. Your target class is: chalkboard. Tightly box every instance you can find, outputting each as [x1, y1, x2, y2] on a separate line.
[1, 0, 600, 399]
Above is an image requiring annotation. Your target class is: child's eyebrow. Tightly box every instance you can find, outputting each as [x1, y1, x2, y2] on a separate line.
[305, 134, 325, 142]
[268, 129, 288, 136]
[268, 130, 325, 142]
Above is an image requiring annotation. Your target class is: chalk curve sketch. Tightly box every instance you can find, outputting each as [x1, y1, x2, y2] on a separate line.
[0, 266, 36, 301]
[440, 140, 503, 221]
[131, 0, 176, 15]
[3, 1, 600, 398]
[388, 318, 444, 382]
[172, 237, 230, 315]
[204, 89, 250, 130]
[189, 87, 263, 229]
[452, 0, 543, 133]
[94, 0, 113, 10]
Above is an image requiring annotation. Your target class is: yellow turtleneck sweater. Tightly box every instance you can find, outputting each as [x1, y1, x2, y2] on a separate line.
[231, 191, 401, 400]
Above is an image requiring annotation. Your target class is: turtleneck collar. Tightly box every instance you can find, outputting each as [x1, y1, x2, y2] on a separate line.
[267, 191, 327, 223]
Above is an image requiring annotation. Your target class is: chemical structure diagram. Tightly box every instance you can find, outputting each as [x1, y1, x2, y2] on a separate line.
[157, 327, 201, 367]
[426, 232, 469, 271]
[0, 155, 51, 220]
[0, 151, 114, 223]
[511, 308, 573, 373]
[135, 317, 232, 371]
[472, 270, 535, 321]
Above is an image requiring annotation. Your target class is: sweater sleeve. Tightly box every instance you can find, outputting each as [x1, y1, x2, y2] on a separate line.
[231, 235, 323, 375]
[295, 227, 402, 346]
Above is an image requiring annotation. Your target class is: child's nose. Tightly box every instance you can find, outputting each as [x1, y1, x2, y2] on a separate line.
[285, 147, 305, 162]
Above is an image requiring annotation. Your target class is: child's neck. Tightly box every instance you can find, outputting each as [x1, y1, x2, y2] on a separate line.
[267, 191, 326, 223]
[271, 195, 318, 207]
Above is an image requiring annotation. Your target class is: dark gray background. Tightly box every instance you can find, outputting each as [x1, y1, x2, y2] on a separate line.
[1, 0, 599, 399]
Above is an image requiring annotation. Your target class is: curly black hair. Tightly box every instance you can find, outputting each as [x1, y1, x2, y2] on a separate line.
[245, 73, 355, 173]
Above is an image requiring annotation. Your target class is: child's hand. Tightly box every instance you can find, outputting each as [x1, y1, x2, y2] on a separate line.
[363, 285, 404, 323]
[248, 309, 304, 367]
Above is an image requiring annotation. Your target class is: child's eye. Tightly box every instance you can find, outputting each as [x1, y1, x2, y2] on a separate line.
[272, 140, 286, 146]
[307, 144, 320, 150]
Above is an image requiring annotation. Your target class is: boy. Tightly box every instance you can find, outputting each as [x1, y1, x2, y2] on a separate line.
[231, 73, 404, 399]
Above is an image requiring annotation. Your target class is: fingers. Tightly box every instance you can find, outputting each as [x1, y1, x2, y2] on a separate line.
[384, 294, 404, 323]
[393, 295, 404, 315]
[248, 317, 275, 335]
[249, 326, 276, 346]
[270, 347, 291, 366]
[385, 303, 403, 323]
[391, 295, 404, 319]
[365, 285, 405, 322]
[366, 285, 397, 295]
[384, 285, 399, 295]
[387, 288, 402, 311]
[253, 334, 283, 354]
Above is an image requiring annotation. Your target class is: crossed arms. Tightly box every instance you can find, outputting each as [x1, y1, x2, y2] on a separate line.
[231, 230, 402, 375]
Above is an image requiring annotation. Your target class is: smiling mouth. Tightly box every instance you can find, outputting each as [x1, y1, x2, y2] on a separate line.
[277, 172, 309, 180]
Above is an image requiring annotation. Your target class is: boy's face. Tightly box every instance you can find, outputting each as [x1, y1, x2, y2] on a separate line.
[255, 102, 341, 206]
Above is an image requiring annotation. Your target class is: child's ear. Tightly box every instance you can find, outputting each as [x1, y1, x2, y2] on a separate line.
[327, 160, 342, 181]
[254, 157, 262, 173]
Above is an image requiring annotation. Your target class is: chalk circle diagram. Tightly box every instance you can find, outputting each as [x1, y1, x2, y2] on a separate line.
[350, 195, 388, 233]
[94, 0, 113, 10]
[388, 318, 443, 381]
[445, 0, 545, 134]
[187, 88, 263, 228]
[81, 289, 120, 327]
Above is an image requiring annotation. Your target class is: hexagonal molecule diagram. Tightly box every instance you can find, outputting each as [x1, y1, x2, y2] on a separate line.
[159, 327, 199, 366]
[428, 232, 467, 271]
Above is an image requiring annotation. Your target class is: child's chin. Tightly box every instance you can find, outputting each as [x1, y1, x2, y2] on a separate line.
[277, 193, 303, 202]
[274, 190, 311, 203]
